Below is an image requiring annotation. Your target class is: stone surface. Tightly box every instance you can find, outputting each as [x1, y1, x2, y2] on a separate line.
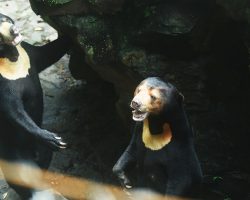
[217, 0, 250, 22]
[0, 0, 250, 199]
[29, 0, 250, 199]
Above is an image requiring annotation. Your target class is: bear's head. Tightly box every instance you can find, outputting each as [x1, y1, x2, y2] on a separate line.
[0, 13, 22, 46]
[130, 77, 183, 121]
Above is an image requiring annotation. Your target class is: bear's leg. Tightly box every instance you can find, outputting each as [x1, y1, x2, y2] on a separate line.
[113, 130, 138, 189]
[112, 147, 137, 188]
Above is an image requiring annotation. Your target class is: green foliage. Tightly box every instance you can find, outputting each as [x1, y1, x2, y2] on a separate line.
[212, 176, 223, 182]
[86, 45, 94, 58]
[44, 0, 72, 6]
[88, 0, 98, 5]
[144, 6, 156, 18]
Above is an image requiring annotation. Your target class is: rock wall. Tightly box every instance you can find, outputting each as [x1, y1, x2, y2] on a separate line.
[28, 0, 250, 198]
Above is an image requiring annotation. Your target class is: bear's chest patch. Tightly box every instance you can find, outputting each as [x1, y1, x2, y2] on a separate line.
[0, 45, 30, 80]
[142, 118, 172, 151]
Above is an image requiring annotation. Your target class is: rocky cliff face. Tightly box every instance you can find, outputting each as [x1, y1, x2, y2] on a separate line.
[29, 0, 250, 198]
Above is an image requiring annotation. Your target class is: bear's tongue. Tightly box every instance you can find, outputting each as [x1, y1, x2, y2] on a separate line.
[132, 110, 149, 121]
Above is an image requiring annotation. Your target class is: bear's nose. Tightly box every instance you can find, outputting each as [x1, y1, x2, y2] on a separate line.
[10, 25, 19, 36]
[131, 100, 141, 109]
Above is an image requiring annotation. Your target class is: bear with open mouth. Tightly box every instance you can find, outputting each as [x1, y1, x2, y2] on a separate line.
[113, 77, 202, 197]
[0, 13, 70, 199]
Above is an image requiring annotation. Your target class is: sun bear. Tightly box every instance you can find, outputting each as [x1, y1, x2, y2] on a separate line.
[113, 77, 202, 197]
[0, 13, 69, 199]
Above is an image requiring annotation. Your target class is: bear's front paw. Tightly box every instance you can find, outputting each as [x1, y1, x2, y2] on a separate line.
[122, 177, 133, 189]
[40, 130, 67, 150]
[116, 171, 133, 189]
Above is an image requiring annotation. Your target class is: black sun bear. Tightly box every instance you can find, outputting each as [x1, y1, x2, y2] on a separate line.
[113, 77, 202, 197]
[0, 13, 69, 199]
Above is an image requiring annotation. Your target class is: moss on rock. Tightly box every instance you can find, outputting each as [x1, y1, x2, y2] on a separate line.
[41, 0, 72, 6]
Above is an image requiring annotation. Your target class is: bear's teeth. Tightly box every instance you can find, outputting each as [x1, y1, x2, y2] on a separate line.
[12, 34, 22, 46]
[132, 110, 149, 121]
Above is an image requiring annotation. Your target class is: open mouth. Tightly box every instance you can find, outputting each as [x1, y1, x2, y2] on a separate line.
[0, 22, 23, 46]
[3, 33, 22, 46]
[132, 110, 149, 121]
[11, 33, 22, 46]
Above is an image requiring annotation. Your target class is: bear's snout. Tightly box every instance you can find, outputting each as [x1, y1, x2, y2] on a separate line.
[130, 99, 141, 110]
[10, 25, 20, 36]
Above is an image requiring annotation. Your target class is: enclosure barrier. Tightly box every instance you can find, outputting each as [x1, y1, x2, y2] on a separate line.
[0, 159, 187, 200]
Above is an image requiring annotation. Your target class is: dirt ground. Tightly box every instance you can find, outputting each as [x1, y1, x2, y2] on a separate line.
[0, 1, 127, 199]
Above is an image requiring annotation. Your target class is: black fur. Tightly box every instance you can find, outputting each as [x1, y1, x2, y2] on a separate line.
[0, 13, 70, 199]
[113, 77, 202, 197]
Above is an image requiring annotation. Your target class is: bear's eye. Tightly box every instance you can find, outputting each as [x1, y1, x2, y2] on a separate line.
[136, 89, 141, 94]
[2, 18, 7, 22]
[1, 18, 11, 24]
[150, 95, 157, 101]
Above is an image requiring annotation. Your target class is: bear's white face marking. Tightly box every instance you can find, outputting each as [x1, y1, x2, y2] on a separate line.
[0, 18, 22, 46]
[0, 44, 30, 80]
[130, 80, 167, 121]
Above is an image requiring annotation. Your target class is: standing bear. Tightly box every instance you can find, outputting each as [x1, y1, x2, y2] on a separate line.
[113, 77, 202, 197]
[0, 13, 69, 199]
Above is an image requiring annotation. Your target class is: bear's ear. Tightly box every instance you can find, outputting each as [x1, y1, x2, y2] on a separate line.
[173, 86, 184, 103]
[178, 92, 185, 102]
[159, 88, 167, 93]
